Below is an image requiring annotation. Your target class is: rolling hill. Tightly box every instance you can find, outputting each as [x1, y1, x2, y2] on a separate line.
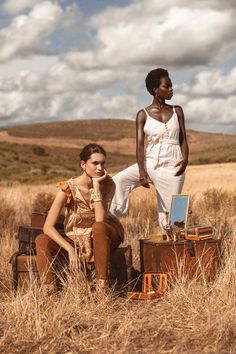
[0, 119, 235, 183]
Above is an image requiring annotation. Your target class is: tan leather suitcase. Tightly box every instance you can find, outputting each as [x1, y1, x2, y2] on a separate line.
[139, 239, 221, 281]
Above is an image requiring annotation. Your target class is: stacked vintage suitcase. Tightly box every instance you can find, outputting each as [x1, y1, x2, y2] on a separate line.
[128, 194, 222, 300]
[11, 195, 222, 296]
[10, 212, 64, 291]
[139, 225, 221, 283]
[140, 239, 221, 282]
[10, 212, 133, 293]
[127, 226, 221, 300]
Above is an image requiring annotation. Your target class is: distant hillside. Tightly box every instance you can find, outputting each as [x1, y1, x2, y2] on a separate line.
[2, 119, 135, 141]
[1, 119, 236, 153]
[0, 140, 135, 184]
[0, 119, 235, 183]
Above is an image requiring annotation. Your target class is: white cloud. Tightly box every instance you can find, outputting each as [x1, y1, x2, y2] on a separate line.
[1, 0, 39, 15]
[172, 68, 236, 132]
[2, 64, 235, 133]
[65, 0, 236, 70]
[0, 1, 74, 61]
[0, 81, 137, 126]
[0, 55, 58, 78]
[0, 57, 139, 125]
[185, 97, 236, 125]
[0, 0, 236, 134]
[179, 68, 236, 96]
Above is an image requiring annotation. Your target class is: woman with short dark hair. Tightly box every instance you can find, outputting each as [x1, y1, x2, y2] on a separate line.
[110, 68, 189, 232]
[36, 143, 124, 293]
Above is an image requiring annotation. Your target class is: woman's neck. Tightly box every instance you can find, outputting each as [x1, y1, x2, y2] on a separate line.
[152, 96, 165, 108]
[77, 172, 93, 189]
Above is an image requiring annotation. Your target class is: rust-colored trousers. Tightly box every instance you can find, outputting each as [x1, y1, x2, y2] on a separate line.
[35, 221, 121, 285]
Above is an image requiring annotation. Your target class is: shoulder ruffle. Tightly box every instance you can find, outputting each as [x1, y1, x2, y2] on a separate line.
[56, 180, 72, 205]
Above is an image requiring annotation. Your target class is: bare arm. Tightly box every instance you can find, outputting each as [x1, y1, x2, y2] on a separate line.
[91, 170, 114, 222]
[175, 105, 189, 176]
[136, 109, 151, 188]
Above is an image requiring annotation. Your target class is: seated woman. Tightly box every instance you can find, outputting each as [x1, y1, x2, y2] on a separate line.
[35, 143, 124, 293]
[110, 68, 189, 232]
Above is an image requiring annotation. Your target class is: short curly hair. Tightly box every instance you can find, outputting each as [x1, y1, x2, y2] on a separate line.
[145, 68, 169, 96]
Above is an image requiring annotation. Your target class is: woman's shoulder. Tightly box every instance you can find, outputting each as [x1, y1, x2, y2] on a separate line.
[172, 105, 184, 123]
[56, 177, 75, 195]
[172, 105, 183, 112]
[137, 108, 147, 115]
[56, 178, 76, 205]
[136, 108, 147, 123]
[56, 180, 69, 190]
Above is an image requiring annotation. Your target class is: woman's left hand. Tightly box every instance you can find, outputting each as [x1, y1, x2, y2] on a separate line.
[174, 160, 188, 176]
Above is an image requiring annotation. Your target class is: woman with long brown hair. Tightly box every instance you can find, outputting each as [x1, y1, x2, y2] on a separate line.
[36, 143, 124, 293]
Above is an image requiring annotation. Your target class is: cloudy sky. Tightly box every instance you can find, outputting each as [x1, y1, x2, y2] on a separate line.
[0, 0, 235, 134]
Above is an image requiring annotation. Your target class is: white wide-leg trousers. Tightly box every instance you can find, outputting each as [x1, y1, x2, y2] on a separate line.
[110, 159, 185, 228]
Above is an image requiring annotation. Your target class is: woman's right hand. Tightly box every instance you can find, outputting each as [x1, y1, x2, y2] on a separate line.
[68, 248, 79, 271]
[139, 169, 151, 188]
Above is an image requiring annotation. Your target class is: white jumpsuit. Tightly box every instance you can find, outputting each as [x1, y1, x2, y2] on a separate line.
[110, 106, 185, 228]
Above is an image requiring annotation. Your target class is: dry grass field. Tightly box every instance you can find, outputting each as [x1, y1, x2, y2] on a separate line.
[183, 162, 236, 194]
[0, 164, 235, 353]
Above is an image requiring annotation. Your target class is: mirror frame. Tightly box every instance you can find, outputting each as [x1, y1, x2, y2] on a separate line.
[168, 194, 190, 228]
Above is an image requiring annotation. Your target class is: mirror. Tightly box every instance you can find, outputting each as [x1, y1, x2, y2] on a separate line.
[169, 194, 190, 228]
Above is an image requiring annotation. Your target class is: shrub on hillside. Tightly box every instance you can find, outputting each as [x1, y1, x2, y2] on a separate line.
[32, 145, 48, 157]
[32, 192, 55, 213]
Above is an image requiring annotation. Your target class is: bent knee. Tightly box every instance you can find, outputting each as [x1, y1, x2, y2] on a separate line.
[92, 221, 109, 236]
[92, 221, 105, 232]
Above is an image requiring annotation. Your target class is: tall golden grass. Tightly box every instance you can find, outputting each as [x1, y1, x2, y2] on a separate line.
[0, 177, 235, 353]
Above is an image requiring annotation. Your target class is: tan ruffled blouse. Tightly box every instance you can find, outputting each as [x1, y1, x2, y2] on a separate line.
[57, 176, 124, 244]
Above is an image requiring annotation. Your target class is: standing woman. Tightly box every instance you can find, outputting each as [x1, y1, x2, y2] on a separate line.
[110, 68, 189, 231]
[36, 143, 124, 292]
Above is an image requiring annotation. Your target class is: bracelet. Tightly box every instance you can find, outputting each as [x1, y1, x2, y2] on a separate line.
[91, 192, 103, 203]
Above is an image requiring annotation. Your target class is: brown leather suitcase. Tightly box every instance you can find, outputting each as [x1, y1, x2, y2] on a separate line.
[11, 255, 38, 291]
[110, 245, 133, 292]
[139, 239, 221, 281]
[16, 226, 44, 256]
[16, 212, 65, 256]
[10, 212, 65, 291]
[31, 212, 48, 228]
[10, 247, 133, 293]
[10, 254, 65, 292]
[31, 212, 64, 229]
[11, 212, 133, 293]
